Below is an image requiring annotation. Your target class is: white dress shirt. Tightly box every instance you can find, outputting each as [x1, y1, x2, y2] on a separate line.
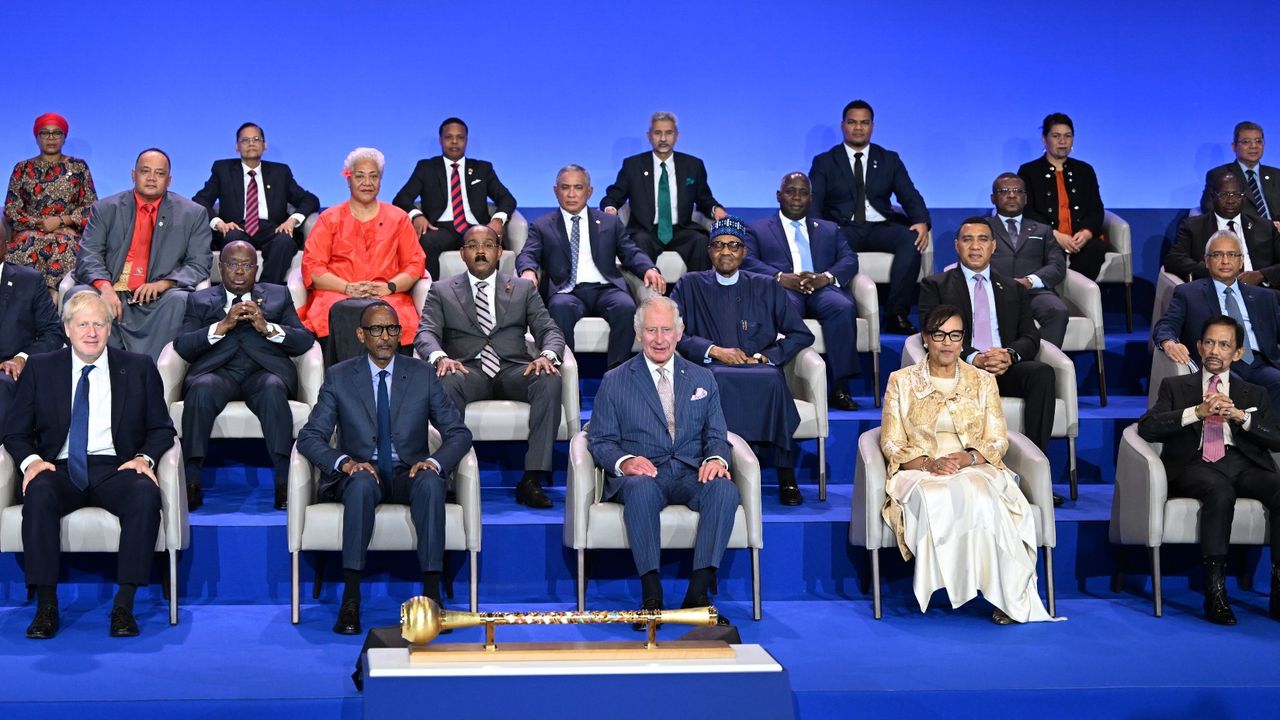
[651, 153, 679, 225]
[1179, 370, 1253, 444]
[207, 289, 284, 343]
[1215, 213, 1254, 271]
[843, 144, 886, 223]
[561, 208, 607, 286]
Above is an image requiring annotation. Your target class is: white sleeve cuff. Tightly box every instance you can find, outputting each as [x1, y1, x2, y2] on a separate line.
[1028, 274, 1044, 290]
[266, 323, 285, 343]
[207, 324, 224, 344]
[613, 454, 636, 476]
[19, 454, 42, 474]
[408, 209, 423, 221]
[1180, 407, 1200, 427]
[491, 212, 509, 224]
[428, 351, 447, 365]
[289, 212, 306, 226]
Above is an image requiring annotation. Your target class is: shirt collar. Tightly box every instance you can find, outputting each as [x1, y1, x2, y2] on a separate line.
[241, 161, 262, 176]
[652, 152, 674, 168]
[843, 143, 869, 160]
[368, 355, 395, 378]
[72, 349, 108, 376]
[467, 272, 497, 291]
[1212, 278, 1239, 293]
[1238, 160, 1259, 174]
[715, 271, 740, 286]
[960, 264, 990, 283]
[1202, 369, 1230, 389]
[133, 192, 161, 212]
[559, 207, 588, 225]
[779, 211, 806, 228]
[443, 156, 467, 170]
[995, 211, 1023, 225]
[643, 353, 677, 378]
[1215, 212, 1241, 225]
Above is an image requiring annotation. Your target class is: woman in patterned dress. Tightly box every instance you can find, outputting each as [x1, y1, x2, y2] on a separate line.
[4, 113, 97, 297]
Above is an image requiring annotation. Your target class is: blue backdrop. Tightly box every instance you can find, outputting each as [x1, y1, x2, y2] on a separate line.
[2, 1, 1277, 210]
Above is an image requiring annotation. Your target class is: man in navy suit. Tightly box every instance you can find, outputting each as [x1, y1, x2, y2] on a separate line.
[193, 123, 320, 284]
[392, 117, 518, 281]
[173, 241, 315, 511]
[810, 99, 931, 335]
[517, 164, 665, 369]
[744, 172, 860, 410]
[296, 301, 472, 635]
[588, 296, 738, 622]
[600, 111, 727, 272]
[6, 292, 176, 639]
[1155, 230, 1280, 417]
[0, 261, 64, 431]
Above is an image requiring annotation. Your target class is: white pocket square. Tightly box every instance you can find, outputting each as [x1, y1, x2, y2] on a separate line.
[690, 388, 708, 401]
[470, 179, 481, 185]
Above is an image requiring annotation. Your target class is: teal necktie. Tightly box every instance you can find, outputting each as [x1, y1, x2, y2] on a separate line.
[657, 161, 673, 245]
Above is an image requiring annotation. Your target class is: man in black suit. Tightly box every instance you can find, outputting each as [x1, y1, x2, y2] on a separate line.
[600, 111, 727, 272]
[1139, 315, 1280, 625]
[1168, 171, 1280, 286]
[173, 241, 316, 511]
[517, 164, 665, 369]
[1200, 121, 1280, 232]
[391, 117, 517, 281]
[6, 292, 176, 639]
[0, 261, 64, 430]
[918, 217, 1055, 455]
[985, 173, 1069, 348]
[296, 301, 472, 635]
[415, 226, 565, 509]
[810, 99, 931, 335]
[192, 122, 320, 284]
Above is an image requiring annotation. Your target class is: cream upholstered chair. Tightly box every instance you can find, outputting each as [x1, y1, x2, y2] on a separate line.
[1057, 269, 1109, 405]
[1111, 423, 1273, 616]
[1146, 351, 1195, 408]
[857, 221, 933, 285]
[287, 428, 481, 620]
[564, 430, 764, 620]
[902, 335, 1081, 498]
[156, 342, 324, 444]
[787, 348, 830, 499]
[0, 444, 189, 625]
[435, 207, 529, 279]
[803, 272, 882, 407]
[1095, 211, 1134, 331]
[850, 427, 1057, 619]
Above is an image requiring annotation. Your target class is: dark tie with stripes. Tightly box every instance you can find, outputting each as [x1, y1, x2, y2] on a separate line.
[474, 280, 500, 378]
[244, 169, 260, 237]
[1247, 169, 1271, 220]
[450, 162, 469, 234]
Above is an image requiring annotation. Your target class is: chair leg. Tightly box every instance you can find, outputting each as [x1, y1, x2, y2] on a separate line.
[469, 550, 479, 613]
[1110, 546, 1126, 593]
[1096, 348, 1108, 407]
[752, 547, 762, 621]
[818, 437, 828, 502]
[291, 551, 301, 625]
[1068, 437, 1078, 501]
[872, 351, 882, 408]
[1152, 546, 1163, 618]
[169, 549, 179, 626]
[1044, 547, 1056, 618]
[576, 549, 586, 611]
[1124, 283, 1134, 333]
[870, 549, 882, 620]
[311, 552, 326, 600]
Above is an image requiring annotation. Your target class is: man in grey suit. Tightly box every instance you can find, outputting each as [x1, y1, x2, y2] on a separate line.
[985, 173, 1068, 348]
[415, 225, 565, 509]
[588, 296, 738, 624]
[72, 148, 212, 360]
[297, 301, 473, 635]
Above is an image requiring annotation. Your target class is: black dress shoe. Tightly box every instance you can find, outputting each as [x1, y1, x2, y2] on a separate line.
[1203, 558, 1237, 626]
[1053, 494, 1065, 507]
[516, 478, 553, 509]
[25, 605, 59, 639]
[274, 486, 287, 511]
[885, 313, 918, 335]
[777, 469, 803, 506]
[109, 606, 140, 637]
[333, 599, 361, 635]
[831, 389, 859, 411]
[633, 598, 662, 632]
[991, 608, 1015, 625]
[187, 483, 203, 512]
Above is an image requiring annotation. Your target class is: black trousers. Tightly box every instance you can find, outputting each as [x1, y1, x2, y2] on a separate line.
[1067, 235, 1109, 280]
[327, 464, 446, 574]
[629, 226, 711, 272]
[219, 227, 298, 285]
[419, 225, 464, 281]
[837, 221, 921, 315]
[546, 282, 637, 368]
[1171, 447, 1280, 557]
[182, 367, 294, 487]
[21, 456, 162, 586]
[995, 360, 1056, 452]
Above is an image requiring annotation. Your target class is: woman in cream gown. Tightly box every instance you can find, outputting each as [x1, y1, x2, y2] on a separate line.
[880, 305, 1058, 623]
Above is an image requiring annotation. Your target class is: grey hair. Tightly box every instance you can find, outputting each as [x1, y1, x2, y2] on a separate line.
[1205, 228, 1243, 255]
[64, 289, 116, 323]
[556, 163, 591, 187]
[650, 111, 678, 128]
[344, 147, 385, 172]
[634, 295, 684, 333]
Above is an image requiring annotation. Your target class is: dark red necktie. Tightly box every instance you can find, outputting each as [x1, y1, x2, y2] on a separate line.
[245, 169, 260, 237]
[450, 162, 468, 234]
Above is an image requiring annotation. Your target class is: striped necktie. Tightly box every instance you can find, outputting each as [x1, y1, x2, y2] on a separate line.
[450, 162, 469, 234]
[1202, 374, 1225, 462]
[474, 280, 500, 378]
[1247, 169, 1271, 220]
[244, 169, 260, 237]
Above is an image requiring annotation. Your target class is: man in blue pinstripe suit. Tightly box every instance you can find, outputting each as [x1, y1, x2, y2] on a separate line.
[588, 296, 739, 623]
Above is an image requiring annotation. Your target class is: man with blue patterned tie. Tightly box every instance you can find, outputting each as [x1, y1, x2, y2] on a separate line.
[296, 301, 473, 635]
[5, 291, 175, 639]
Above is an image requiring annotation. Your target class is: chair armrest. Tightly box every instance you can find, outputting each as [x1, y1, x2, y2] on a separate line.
[287, 267, 307, 311]
[564, 431, 596, 549]
[287, 443, 316, 552]
[156, 343, 189, 407]
[156, 441, 189, 551]
[785, 347, 828, 435]
[850, 428, 889, 549]
[622, 269, 661, 302]
[852, 273, 880, 348]
[727, 432, 763, 549]
[1004, 431, 1055, 548]
[1103, 210, 1133, 268]
[1036, 341, 1078, 434]
[294, 344, 324, 408]
[1059, 270, 1104, 349]
[505, 209, 529, 256]
[411, 275, 432, 312]
[450, 441, 482, 553]
[560, 347, 581, 432]
[920, 230, 934, 278]
[0, 448, 16, 512]
[1148, 350, 1194, 409]
[901, 333, 925, 367]
[1111, 423, 1167, 547]
[298, 212, 320, 243]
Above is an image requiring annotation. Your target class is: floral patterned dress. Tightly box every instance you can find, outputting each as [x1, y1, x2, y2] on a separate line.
[4, 156, 97, 288]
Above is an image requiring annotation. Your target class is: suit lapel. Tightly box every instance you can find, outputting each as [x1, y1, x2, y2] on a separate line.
[632, 358, 670, 430]
[587, 211, 605, 273]
[229, 162, 247, 221]
[948, 270, 976, 346]
[450, 276, 483, 332]
[672, 153, 688, 219]
[0, 268, 15, 319]
[832, 145, 856, 196]
[993, 217, 1018, 254]
[990, 274, 1015, 345]
[108, 348, 125, 438]
[352, 360, 376, 425]
[494, 273, 513, 327]
[390, 358, 409, 420]
[767, 216, 794, 272]
[672, 359, 693, 437]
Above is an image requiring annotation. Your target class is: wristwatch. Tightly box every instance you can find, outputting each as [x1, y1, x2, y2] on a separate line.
[967, 450, 978, 466]
[386, 281, 397, 293]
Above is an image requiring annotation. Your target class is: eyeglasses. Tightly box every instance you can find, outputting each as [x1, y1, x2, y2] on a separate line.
[1215, 191, 1247, 199]
[219, 260, 258, 272]
[362, 324, 402, 338]
[38, 130, 65, 139]
[928, 330, 965, 342]
[462, 242, 501, 251]
[238, 136, 264, 145]
[1206, 251, 1244, 260]
[71, 320, 109, 332]
[1236, 138, 1264, 146]
[710, 241, 745, 251]
[993, 188, 1026, 196]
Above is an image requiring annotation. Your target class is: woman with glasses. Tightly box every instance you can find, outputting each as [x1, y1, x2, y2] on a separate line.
[879, 304, 1057, 624]
[300, 147, 425, 363]
[4, 113, 97, 297]
[1017, 112, 1108, 279]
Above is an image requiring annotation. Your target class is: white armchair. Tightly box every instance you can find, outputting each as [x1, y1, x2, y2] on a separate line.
[1058, 269, 1109, 405]
[851, 427, 1056, 619]
[857, 225, 933, 284]
[287, 427, 482, 620]
[787, 347, 831, 499]
[1095, 210, 1134, 331]
[804, 272, 882, 407]
[0, 444, 189, 625]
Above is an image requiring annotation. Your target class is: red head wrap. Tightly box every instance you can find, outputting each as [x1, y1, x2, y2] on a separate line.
[33, 113, 69, 137]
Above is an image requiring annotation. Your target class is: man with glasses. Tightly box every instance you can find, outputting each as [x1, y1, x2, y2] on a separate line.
[415, 226, 565, 509]
[193, 122, 320, 284]
[297, 301, 472, 635]
[1156, 230, 1280, 417]
[984, 173, 1069, 347]
[1201, 122, 1280, 232]
[1169, 172, 1280, 286]
[671, 217, 814, 505]
[172, 241, 316, 510]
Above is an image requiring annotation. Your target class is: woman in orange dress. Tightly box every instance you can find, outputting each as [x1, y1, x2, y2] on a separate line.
[301, 147, 426, 359]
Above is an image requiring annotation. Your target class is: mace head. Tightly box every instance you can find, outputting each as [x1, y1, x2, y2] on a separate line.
[401, 596, 443, 644]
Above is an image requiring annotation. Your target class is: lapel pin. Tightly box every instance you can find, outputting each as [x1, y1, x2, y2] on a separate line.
[643, 171, 650, 177]
[467, 167, 474, 176]
[158, 221, 165, 227]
